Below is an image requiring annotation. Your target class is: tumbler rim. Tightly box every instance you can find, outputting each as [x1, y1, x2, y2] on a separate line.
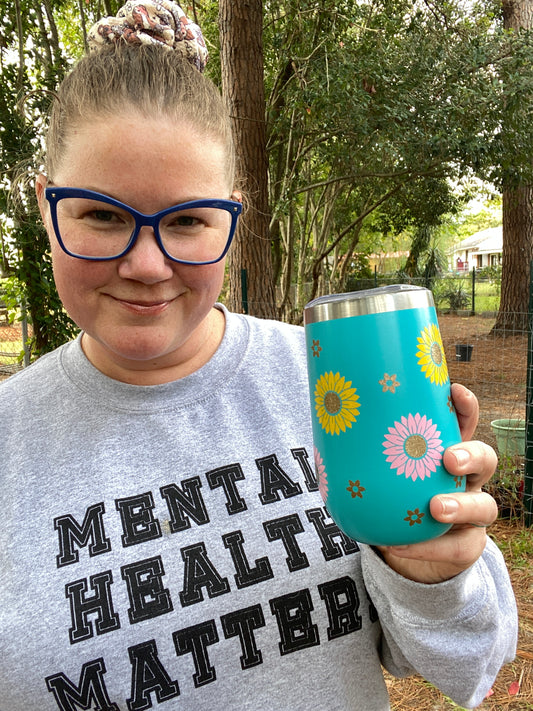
[304, 284, 434, 324]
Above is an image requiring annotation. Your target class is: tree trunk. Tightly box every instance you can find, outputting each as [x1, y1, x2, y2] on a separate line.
[495, 186, 533, 331]
[493, 0, 533, 332]
[219, 0, 277, 319]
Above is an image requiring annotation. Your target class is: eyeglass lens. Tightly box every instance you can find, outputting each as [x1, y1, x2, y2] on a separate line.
[54, 196, 233, 262]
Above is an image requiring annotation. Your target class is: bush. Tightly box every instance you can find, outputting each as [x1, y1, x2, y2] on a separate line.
[432, 277, 471, 311]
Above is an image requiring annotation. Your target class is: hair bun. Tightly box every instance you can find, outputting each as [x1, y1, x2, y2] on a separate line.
[88, 0, 208, 72]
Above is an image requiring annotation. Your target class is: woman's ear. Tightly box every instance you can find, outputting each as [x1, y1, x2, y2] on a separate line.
[232, 190, 243, 204]
[35, 174, 48, 220]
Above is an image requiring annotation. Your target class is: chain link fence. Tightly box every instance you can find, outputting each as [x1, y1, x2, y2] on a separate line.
[0, 294, 28, 377]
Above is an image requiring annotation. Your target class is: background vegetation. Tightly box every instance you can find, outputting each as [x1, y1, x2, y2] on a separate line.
[2, 0, 533, 354]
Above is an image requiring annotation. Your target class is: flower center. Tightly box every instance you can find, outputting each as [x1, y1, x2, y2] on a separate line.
[404, 434, 427, 459]
[431, 342, 443, 365]
[324, 391, 342, 415]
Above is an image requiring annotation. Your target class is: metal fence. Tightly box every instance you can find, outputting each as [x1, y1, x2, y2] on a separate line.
[0, 297, 30, 376]
[347, 267, 501, 316]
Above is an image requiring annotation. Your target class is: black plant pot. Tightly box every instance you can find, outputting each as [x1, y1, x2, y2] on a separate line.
[455, 344, 473, 362]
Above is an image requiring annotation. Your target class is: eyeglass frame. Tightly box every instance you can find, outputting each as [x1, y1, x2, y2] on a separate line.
[44, 186, 243, 265]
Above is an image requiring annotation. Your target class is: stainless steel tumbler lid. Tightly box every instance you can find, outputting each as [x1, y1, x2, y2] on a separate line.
[304, 284, 434, 324]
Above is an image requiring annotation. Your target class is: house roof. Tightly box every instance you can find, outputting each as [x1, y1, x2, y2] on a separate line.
[452, 226, 502, 256]
[474, 227, 503, 255]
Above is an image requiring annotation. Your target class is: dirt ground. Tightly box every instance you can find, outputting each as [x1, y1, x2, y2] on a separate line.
[1, 315, 532, 708]
[439, 313, 528, 450]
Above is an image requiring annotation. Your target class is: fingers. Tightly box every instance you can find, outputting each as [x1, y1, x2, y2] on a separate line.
[377, 385, 498, 583]
[381, 525, 490, 582]
[450, 382, 479, 441]
[443, 440, 498, 489]
[380, 490, 498, 582]
[430, 490, 499, 527]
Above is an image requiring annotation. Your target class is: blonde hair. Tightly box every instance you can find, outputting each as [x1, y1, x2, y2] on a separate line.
[44, 43, 235, 184]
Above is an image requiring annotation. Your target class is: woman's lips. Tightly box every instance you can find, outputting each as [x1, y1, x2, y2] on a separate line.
[111, 295, 175, 315]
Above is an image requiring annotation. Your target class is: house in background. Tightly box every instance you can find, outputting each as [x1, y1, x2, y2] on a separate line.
[449, 225, 502, 272]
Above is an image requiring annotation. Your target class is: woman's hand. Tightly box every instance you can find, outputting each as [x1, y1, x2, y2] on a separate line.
[378, 383, 499, 584]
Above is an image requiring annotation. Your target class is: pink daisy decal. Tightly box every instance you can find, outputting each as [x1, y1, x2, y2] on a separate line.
[314, 446, 329, 503]
[383, 413, 444, 481]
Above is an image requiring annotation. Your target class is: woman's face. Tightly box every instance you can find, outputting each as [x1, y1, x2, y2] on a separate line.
[36, 113, 236, 384]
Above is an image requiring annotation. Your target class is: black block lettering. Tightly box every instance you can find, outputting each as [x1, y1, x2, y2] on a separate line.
[318, 576, 363, 640]
[121, 556, 173, 624]
[116, 493, 161, 548]
[127, 640, 180, 711]
[263, 514, 309, 572]
[179, 542, 230, 607]
[46, 657, 119, 711]
[291, 447, 318, 492]
[55, 503, 111, 568]
[160, 478, 209, 532]
[222, 530, 273, 588]
[270, 588, 320, 655]
[173, 620, 219, 687]
[206, 464, 247, 515]
[221, 604, 265, 669]
[305, 507, 359, 560]
[65, 571, 120, 644]
[256, 454, 302, 504]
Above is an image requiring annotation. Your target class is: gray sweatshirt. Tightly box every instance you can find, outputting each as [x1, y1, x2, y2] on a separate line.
[0, 306, 517, 710]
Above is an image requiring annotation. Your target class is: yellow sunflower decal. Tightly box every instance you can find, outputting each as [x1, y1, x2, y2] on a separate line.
[314, 371, 360, 435]
[416, 323, 449, 386]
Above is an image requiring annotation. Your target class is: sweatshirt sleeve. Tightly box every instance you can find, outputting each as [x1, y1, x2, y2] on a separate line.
[360, 536, 518, 709]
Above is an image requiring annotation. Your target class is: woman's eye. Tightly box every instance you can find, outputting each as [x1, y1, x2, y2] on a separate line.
[174, 215, 200, 227]
[81, 207, 128, 227]
[91, 209, 116, 223]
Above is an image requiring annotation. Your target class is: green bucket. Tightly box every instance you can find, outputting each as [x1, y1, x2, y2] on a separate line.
[490, 419, 526, 457]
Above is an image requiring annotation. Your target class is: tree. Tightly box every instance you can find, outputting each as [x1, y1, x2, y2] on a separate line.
[493, 0, 533, 332]
[219, 0, 277, 318]
[4, 0, 533, 341]
[1, 0, 79, 355]
[262, 0, 533, 320]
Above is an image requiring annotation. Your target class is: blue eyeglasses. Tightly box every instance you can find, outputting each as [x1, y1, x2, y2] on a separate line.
[45, 187, 242, 265]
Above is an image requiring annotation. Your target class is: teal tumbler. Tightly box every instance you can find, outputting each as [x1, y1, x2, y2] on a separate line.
[304, 285, 465, 546]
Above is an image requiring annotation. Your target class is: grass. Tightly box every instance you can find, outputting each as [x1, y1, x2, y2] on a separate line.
[0, 340, 21, 351]
[473, 281, 500, 313]
[491, 524, 533, 570]
[0, 339, 23, 365]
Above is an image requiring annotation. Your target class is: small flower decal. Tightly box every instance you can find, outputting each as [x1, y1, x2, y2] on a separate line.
[383, 413, 444, 481]
[314, 371, 360, 435]
[404, 508, 425, 526]
[314, 447, 328, 503]
[416, 323, 449, 386]
[454, 476, 464, 489]
[447, 394, 455, 413]
[379, 373, 400, 393]
[347, 479, 365, 499]
[311, 340, 322, 358]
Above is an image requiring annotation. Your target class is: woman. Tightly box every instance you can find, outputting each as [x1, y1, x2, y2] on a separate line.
[0, 2, 517, 709]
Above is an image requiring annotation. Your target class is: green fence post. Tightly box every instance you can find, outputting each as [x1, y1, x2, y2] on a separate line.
[241, 268, 249, 315]
[524, 260, 533, 526]
[21, 300, 30, 368]
[471, 266, 476, 316]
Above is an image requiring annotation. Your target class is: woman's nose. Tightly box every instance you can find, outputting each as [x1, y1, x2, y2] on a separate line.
[117, 227, 174, 283]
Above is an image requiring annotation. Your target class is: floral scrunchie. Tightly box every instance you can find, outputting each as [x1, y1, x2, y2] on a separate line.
[88, 0, 208, 72]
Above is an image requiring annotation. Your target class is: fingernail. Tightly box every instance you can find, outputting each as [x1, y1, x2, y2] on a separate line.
[440, 497, 459, 516]
[451, 448, 470, 467]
